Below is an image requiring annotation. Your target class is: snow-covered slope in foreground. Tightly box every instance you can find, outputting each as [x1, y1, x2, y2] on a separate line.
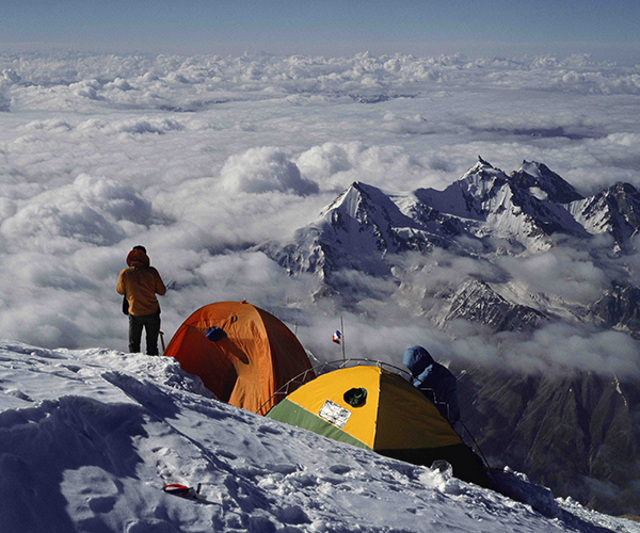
[1, 341, 638, 533]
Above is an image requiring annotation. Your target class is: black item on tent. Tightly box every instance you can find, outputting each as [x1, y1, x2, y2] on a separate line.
[344, 387, 367, 407]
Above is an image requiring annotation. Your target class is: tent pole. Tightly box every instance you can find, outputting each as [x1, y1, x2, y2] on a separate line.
[340, 316, 345, 363]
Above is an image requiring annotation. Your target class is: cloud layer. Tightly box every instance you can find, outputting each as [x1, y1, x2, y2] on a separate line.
[0, 50, 639, 376]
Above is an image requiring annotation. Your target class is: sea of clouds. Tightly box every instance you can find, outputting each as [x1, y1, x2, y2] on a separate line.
[1, 50, 639, 375]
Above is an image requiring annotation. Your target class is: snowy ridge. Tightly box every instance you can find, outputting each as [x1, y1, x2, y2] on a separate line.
[1, 340, 639, 532]
[570, 182, 640, 253]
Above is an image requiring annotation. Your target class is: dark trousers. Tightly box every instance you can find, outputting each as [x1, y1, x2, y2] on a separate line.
[129, 312, 161, 355]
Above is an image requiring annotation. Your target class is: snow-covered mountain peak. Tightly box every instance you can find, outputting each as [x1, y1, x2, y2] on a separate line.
[316, 181, 415, 254]
[520, 160, 546, 179]
[569, 180, 640, 251]
[460, 157, 507, 183]
[454, 158, 517, 213]
[510, 160, 584, 204]
[437, 160, 580, 247]
[319, 181, 393, 222]
[263, 181, 412, 283]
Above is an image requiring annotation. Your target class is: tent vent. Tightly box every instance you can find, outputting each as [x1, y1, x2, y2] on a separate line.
[205, 326, 225, 342]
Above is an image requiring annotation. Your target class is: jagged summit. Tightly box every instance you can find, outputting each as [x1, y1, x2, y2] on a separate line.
[318, 181, 397, 222]
[414, 158, 588, 245]
[460, 156, 505, 183]
[509, 160, 584, 204]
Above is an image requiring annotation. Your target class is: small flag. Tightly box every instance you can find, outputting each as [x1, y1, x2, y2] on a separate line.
[332, 330, 342, 344]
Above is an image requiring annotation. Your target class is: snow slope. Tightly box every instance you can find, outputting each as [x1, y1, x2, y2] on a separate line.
[1, 340, 638, 533]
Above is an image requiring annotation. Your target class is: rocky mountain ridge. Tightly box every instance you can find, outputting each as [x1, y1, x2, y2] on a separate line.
[458, 368, 640, 515]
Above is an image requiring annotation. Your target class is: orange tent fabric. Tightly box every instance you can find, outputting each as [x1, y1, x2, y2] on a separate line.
[164, 301, 315, 415]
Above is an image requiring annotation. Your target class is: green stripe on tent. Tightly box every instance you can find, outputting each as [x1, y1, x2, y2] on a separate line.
[267, 399, 372, 450]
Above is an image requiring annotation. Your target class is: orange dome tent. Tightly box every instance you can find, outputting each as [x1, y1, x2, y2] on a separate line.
[164, 301, 315, 415]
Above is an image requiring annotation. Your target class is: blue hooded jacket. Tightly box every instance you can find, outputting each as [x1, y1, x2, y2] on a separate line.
[403, 345, 460, 423]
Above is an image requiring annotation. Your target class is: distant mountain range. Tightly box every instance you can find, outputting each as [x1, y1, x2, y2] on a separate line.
[260, 157, 640, 337]
[258, 158, 640, 515]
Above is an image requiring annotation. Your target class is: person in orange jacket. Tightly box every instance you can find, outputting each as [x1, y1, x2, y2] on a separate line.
[117, 245, 166, 355]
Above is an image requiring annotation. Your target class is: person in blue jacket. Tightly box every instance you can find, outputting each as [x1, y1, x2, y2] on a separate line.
[403, 345, 460, 424]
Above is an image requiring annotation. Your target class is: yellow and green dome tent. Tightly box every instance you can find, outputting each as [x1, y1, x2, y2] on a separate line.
[266, 365, 490, 486]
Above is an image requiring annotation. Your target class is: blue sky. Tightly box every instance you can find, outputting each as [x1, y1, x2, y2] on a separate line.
[2, 0, 640, 60]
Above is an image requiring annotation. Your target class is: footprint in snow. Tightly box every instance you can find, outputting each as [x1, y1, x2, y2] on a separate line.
[257, 424, 282, 436]
[329, 465, 352, 475]
[265, 464, 299, 475]
[215, 449, 238, 460]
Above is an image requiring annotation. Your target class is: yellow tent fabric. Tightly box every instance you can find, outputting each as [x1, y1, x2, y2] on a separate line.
[283, 365, 383, 447]
[164, 301, 314, 415]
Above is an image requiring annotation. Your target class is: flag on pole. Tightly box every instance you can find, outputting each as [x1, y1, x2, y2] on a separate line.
[332, 330, 342, 344]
